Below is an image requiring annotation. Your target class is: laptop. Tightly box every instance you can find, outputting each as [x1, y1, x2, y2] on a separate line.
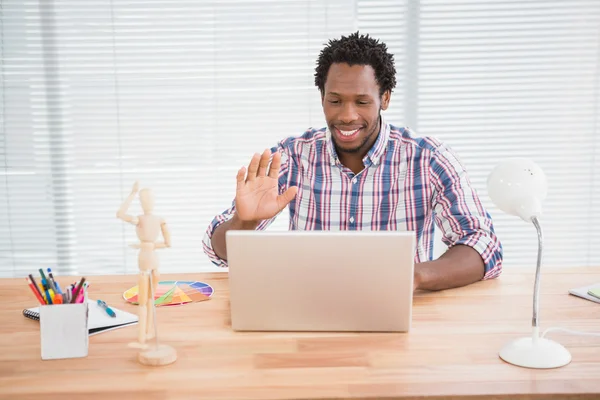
[225, 230, 415, 332]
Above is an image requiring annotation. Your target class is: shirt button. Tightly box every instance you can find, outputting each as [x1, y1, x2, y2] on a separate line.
[349, 216, 355, 223]
[352, 178, 357, 184]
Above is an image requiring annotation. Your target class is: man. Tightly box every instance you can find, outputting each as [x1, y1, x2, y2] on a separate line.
[203, 31, 503, 291]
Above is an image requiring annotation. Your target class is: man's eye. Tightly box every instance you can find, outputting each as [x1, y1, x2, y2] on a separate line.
[358, 101, 369, 105]
[328, 100, 339, 104]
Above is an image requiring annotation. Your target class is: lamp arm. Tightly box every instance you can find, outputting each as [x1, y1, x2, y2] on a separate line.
[532, 216, 543, 330]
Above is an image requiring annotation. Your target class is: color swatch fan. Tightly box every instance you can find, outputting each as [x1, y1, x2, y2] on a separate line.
[123, 280, 213, 306]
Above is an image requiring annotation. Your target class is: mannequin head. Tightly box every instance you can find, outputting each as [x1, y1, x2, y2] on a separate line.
[139, 188, 155, 214]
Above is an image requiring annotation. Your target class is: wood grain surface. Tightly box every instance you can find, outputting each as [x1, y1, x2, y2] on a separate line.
[1, 267, 599, 400]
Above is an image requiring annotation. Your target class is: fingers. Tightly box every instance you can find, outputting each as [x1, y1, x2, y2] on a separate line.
[246, 153, 260, 181]
[243, 149, 275, 183]
[276, 186, 298, 211]
[257, 149, 271, 177]
[268, 151, 281, 179]
[236, 166, 246, 192]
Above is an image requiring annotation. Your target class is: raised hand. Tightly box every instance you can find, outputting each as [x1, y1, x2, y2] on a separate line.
[234, 149, 297, 223]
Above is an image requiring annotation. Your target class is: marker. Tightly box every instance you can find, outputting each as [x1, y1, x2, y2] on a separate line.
[28, 274, 46, 305]
[70, 277, 86, 304]
[47, 268, 62, 294]
[41, 278, 53, 305]
[26, 277, 46, 305]
[38, 268, 48, 284]
[76, 282, 89, 303]
[97, 300, 116, 318]
[43, 280, 56, 303]
[53, 292, 63, 304]
[81, 282, 90, 303]
[75, 284, 86, 304]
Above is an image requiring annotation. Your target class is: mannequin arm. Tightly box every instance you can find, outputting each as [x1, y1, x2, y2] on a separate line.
[154, 219, 172, 249]
[117, 182, 140, 225]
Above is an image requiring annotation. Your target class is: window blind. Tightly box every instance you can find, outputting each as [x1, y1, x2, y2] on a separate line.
[1, 0, 599, 278]
[0, 0, 357, 276]
[415, 0, 600, 268]
[358, 0, 600, 267]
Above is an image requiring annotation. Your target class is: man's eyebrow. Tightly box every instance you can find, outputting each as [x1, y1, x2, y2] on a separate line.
[327, 92, 373, 98]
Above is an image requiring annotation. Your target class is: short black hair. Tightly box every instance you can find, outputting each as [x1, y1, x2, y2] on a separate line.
[314, 31, 397, 96]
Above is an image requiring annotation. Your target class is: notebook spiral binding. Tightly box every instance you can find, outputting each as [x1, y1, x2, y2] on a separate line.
[22, 309, 40, 321]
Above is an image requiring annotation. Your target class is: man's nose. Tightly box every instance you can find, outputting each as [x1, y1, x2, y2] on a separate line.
[339, 103, 358, 124]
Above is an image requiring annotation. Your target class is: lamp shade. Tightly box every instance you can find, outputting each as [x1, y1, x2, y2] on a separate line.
[486, 158, 547, 223]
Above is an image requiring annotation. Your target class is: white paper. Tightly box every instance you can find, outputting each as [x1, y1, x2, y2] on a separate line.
[569, 283, 600, 305]
[29, 298, 138, 336]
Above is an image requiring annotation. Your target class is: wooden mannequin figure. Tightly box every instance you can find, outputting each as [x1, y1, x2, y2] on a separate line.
[117, 181, 177, 366]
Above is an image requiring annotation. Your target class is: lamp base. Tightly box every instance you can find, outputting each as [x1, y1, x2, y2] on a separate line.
[499, 333, 571, 369]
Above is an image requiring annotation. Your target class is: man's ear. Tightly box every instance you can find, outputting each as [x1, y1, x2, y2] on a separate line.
[380, 90, 391, 111]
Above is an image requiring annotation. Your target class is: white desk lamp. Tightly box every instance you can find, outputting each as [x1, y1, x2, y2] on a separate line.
[487, 158, 571, 369]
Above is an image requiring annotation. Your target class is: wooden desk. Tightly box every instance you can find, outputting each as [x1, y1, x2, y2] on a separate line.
[0, 267, 599, 400]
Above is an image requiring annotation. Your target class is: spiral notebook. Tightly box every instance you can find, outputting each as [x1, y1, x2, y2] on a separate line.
[23, 298, 138, 336]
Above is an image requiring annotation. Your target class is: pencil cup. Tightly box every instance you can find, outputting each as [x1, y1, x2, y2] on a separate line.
[39, 302, 89, 360]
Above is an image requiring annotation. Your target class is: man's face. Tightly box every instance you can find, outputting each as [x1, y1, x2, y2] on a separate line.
[322, 63, 390, 155]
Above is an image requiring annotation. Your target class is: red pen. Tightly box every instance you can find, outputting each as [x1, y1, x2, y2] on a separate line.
[28, 274, 46, 304]
[26, 277, 46, 305]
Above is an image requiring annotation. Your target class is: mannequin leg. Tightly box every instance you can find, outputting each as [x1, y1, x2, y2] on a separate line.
[137, 272, 149, 345]
[146, 268, 159, 340]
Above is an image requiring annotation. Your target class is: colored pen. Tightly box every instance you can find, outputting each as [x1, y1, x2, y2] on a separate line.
[47, 268, 62, 294]
[41, 278, 53, 305]
[37, 284, 46, 302]
[75, 283, 87, 304]
[44, 281, 56, 303]
[28, 274, 46, 305]
[82, 282, 90, 303]
[26, 277, 46, 305]
[76, 285, 85, 304]
[38, 268, 48, 284]
[45, 270, 56, 293]
[97, 300, 116, 317]
[53, 292, 63, 304]
[70, 277, 86, 304]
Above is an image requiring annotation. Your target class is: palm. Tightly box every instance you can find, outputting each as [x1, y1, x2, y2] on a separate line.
[236, 176, 283, 220]
[235, 149, 297, 222]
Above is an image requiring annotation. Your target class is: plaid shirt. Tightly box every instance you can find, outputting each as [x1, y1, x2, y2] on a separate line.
[203, 118, 503, 279]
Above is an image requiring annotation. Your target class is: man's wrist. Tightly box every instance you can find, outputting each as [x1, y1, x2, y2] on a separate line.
[413, 266, 422, 291]
[231, 213, 260, 230]
[413, 262, 433, 291]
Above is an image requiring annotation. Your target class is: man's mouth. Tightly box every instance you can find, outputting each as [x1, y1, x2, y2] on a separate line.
[334, 127, 362, 142]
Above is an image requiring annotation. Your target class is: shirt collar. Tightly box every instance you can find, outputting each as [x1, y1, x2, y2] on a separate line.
[326, 115, 389, 167]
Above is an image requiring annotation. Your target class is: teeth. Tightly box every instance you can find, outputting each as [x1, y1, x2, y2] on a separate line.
[340, 129, 359, 136]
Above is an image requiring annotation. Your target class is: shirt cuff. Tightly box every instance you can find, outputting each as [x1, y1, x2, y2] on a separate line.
[454, 231, 503, 280]
[202, 213, 234, 268]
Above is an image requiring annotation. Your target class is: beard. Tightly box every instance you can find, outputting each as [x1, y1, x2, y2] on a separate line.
[330, 113, 381, 155]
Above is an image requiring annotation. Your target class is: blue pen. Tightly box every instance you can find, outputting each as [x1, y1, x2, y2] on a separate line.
[97, 300, 116, 317]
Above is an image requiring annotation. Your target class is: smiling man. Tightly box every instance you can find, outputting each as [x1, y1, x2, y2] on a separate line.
[203, 32, 503, 291]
